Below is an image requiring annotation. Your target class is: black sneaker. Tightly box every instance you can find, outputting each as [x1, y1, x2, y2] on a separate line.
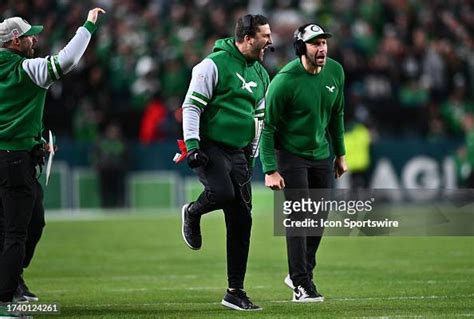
[292, 284, 324, 303]
[285, 275, 322, 300]
[15, 276, 39, 302]
[181, 203, 202, 250]
[221, 289, 262, 311]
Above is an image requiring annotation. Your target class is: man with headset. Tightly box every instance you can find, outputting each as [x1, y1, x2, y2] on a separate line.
[260, 23, 347, 302]
[180, 14, 272, 311]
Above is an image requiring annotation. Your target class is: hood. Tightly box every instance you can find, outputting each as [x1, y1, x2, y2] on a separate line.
[212, 37, 256, 66]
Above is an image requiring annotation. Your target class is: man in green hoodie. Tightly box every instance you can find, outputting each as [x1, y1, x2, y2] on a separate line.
[0, 8, 105, 308]
[260, 23, 347, 302]
[181, 14, 272, 311]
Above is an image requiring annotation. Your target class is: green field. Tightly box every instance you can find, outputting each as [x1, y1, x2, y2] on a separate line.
[27, 192, 473, 318]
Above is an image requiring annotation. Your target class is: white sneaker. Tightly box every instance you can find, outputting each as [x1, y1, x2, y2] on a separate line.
[284, 274, 295, 290]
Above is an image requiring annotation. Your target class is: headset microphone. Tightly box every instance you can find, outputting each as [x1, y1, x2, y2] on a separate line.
[268, 46, 275, 52]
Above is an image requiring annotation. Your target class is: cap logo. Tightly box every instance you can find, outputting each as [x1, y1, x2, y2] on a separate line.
[309, 25, 321, 33]
[11, 28, 20, 38]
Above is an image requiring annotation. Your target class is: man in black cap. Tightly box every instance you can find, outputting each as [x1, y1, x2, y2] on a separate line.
[0, 8, 105, 308]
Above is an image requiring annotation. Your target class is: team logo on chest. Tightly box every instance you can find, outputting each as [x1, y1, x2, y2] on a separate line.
[325, 85, 336, 93]
[236, 72, 257, 93]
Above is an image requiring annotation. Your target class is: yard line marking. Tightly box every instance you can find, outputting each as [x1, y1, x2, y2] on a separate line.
[70, 302, 222, 307]
[67, 294, 474, 308]
[106, 286, 270, 292]
[360, 315, 473, 319]
[105, 288, 149, 292]
[391, 280, 468, 284]
[270, 293, 474, 303]
[40, 286, 272, 294]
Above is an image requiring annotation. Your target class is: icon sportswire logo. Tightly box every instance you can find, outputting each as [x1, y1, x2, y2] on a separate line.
[325, 85, 335, 92]
[236, 73, 257, 93]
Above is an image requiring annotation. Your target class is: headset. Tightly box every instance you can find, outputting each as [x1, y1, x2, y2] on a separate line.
[293, 23, 312, 56]
[242, 14, 255, 37]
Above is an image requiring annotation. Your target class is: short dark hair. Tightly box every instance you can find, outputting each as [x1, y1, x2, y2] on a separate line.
[235, 14, 269, 43]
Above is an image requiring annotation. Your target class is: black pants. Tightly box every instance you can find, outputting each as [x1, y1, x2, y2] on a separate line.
[277, 149, 332, 288]
[0, 151, 45, 302]
[189, 142, 252, 290]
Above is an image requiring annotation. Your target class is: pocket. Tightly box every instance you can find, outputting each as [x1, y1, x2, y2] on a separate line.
[0, 154, 31, 188]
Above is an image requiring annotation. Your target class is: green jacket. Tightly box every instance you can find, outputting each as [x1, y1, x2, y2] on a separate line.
[0, 21, 97, 151]
[0, 49, 47, 150]
[182, 37, 269, 150]
[260, 58, 346, 173]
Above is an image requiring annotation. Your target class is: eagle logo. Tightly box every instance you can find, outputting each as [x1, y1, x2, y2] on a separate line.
[325, 85, 335, 93]
[236, 73, 257, 93]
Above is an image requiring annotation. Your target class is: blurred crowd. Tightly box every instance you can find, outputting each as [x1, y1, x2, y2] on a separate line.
[1, 0, 473, 144]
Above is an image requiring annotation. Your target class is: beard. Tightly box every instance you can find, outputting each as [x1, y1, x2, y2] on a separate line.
[306, 52, 326, 67]
[26, 46, 35, 57]
[24, 49, 34, 57]
[20, 41, 35, 57]
[249, 43, 266, 63]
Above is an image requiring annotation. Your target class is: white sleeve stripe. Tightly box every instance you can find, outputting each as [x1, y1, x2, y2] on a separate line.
[187, 95, 208, 106]
[50, 56, 60, 80]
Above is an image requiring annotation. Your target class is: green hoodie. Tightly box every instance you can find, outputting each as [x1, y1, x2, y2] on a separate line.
[184, 37, 269, 150]
[0, 49, 47, 150]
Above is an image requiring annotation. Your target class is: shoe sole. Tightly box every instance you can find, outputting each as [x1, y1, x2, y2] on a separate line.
[23, 296, 39, 302]
[292, 295, 324, 302]
[181, 204, 200, 250]
[221, 300, 262, 311]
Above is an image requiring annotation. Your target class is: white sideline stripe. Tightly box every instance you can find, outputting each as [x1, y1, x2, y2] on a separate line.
[68, 294, 474, 308]
[361, 315, 474, 319]
[70, 302, 222, 307]
[106, 285, 270, 292]
[40, 286, 271, 294]
[271, 293, 474, 303]
[393, 280, 468, 284]
[106, 288, 148, 292]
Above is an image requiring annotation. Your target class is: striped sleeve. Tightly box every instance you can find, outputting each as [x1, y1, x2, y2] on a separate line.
[183, 58, 217, 109]
[46, 55, 63, 81]
[186, 91, 210, 109]
[182, 58, 218, 148]
[22, 24, 93, 88]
